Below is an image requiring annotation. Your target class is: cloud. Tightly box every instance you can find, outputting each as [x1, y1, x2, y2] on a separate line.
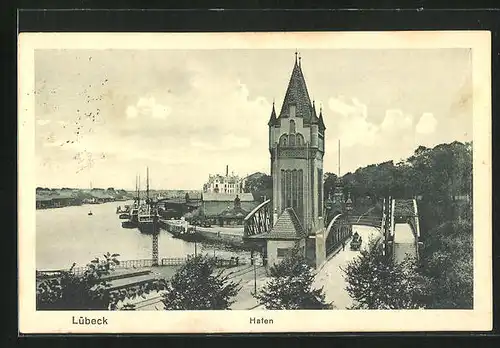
[126, 97, 171, 120]
[416, 112, 437, 134]
[380, 109, 413, 133]
[327, 96, 377, 147]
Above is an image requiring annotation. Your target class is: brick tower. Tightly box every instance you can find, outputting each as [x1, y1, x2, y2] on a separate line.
[268, 53, 327, 267]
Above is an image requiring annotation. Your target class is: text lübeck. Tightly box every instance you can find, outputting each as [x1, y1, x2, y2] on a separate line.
[250, 317, 273, 324]
[72, 316, 108, 325]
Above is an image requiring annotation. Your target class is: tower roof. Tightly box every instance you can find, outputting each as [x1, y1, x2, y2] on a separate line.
[267, 100, 277, 126]
[256, 208, 306, 240]
[310, 100, 319, 125]
[278, 55, 313, 123]
[318, 106, 326, 131]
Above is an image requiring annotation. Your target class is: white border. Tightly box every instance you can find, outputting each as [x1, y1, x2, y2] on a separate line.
[18, 31, 492, 333]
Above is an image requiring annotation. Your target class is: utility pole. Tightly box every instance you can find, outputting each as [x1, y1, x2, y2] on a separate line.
[152, 209, 159, 266]
[338, 139, 341, 177]
[253, 256, 257, 294]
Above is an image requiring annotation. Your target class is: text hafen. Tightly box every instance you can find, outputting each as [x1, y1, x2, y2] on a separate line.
[250, 317, 274, 324]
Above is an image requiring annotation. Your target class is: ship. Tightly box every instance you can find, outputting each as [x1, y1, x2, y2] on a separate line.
[137, 167, 160, 235]
[121, 175, 141, 229]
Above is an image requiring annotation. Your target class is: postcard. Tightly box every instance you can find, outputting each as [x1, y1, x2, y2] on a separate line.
[18, 31, 492, 333]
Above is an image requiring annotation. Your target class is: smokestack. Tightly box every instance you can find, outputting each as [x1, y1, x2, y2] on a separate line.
[226, 165, 228, 177]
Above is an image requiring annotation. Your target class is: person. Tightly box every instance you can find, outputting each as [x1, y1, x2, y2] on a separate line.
[342, 241, 345, 251]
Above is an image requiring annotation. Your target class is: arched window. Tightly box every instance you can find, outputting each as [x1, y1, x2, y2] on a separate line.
[296, 133, 304, 146]
[289, 119, 296, 134]
[279, 134, 288, 147]
[289, 134, 296, 146]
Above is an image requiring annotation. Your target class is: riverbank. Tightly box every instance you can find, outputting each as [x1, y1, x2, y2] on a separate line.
[36, 188, 132, 209]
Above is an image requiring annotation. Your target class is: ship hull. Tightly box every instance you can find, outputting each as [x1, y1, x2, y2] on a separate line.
[121, 220, 137, 229]
[138, 222, 160, 234]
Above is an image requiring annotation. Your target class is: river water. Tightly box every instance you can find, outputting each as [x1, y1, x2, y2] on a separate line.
[36, 200, 252, 270]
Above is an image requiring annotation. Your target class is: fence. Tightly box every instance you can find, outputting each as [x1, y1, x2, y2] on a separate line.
[37, 255, 242, 280]
[160, 257, 187, 266]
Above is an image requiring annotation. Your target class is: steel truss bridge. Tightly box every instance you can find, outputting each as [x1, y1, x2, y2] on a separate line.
[241, 197, 421, 266]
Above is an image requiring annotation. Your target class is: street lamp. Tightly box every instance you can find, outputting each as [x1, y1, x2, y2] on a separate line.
[251, 255, 257, 295]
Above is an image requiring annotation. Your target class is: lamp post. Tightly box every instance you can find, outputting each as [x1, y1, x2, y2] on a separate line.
[252, 255, 257, 295]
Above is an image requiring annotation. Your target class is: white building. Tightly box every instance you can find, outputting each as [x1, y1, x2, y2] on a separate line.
[203, 165, 244, 194]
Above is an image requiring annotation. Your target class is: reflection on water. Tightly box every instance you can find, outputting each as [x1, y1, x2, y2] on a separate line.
[36, 200, 253, 270]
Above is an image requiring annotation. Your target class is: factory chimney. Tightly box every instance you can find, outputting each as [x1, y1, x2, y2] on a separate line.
[226, 165, 229, 177]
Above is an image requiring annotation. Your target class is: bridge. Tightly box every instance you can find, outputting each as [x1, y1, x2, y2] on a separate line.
[242, 196, 421, 267]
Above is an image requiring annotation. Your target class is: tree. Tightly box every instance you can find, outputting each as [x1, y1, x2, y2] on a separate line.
[161, 255, 241, 310]
[323, 172, 338, 200]
[419, 220, 473, 309]
[36, 253, 166, 311]
[243, 172, 273, 202]
[255, 247, 333, 309]
[342, 239, 429, 309]
[37, 252, 121, 310]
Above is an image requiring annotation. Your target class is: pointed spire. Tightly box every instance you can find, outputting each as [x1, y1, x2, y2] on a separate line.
[311, 99, 319, 124]
[318, 103, 326, 131]
[268, 99, 277, 126]
[278, 53, 313, 122]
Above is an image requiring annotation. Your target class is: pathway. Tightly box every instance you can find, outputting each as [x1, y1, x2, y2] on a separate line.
[313, 225, 381, 309]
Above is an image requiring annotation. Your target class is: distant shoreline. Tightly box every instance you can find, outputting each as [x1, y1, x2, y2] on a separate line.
[35, 188, 203, 210]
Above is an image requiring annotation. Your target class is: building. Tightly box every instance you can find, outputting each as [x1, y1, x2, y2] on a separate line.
[264, 53, 327, 266]
[203, 165, 244, 194]
[201, 192, 258, 226]
[215, 195, 251, 226]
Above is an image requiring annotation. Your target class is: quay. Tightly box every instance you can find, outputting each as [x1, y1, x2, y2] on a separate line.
[160, 218, 247, 249]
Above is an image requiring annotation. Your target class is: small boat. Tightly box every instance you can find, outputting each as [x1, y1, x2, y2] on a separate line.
[119, 213, 130, 220]
[88, 211, 93, 216]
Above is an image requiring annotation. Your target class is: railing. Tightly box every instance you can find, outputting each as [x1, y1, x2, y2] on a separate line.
[325, 214, 343, 240]
[243, 199, 272, 238]
[412, 198, 421, 239]
[36, 258, 186, 279]
[160, 257, 187, 266]
[347, 215, 383, 228]
[325, 214, 351, 256]
[37, 255, 239, 280]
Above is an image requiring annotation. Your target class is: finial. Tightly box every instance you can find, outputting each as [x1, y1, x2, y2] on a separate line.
[295, 50, 298, 64]
[298, 53, 302, 67]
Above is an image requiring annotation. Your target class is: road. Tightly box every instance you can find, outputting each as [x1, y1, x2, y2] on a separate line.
[313, 225, 381, 309]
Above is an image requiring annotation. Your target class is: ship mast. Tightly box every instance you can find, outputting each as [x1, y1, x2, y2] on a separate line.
[138, 174, 141, 204]
[146, 167, 150, 201]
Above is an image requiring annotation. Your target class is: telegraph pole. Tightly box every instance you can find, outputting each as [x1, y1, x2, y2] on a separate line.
[253, 256, 257, 294]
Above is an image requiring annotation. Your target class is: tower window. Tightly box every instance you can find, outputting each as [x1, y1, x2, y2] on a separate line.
[289, 119, 296, 134]
[279, 134, 288, 147]
[297, 133, 304, 146]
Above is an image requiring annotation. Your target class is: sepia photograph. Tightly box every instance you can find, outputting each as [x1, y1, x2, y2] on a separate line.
[18, 31, 492, 333]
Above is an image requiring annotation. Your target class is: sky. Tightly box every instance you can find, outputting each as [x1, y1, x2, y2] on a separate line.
[35, 48, 472, 190]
